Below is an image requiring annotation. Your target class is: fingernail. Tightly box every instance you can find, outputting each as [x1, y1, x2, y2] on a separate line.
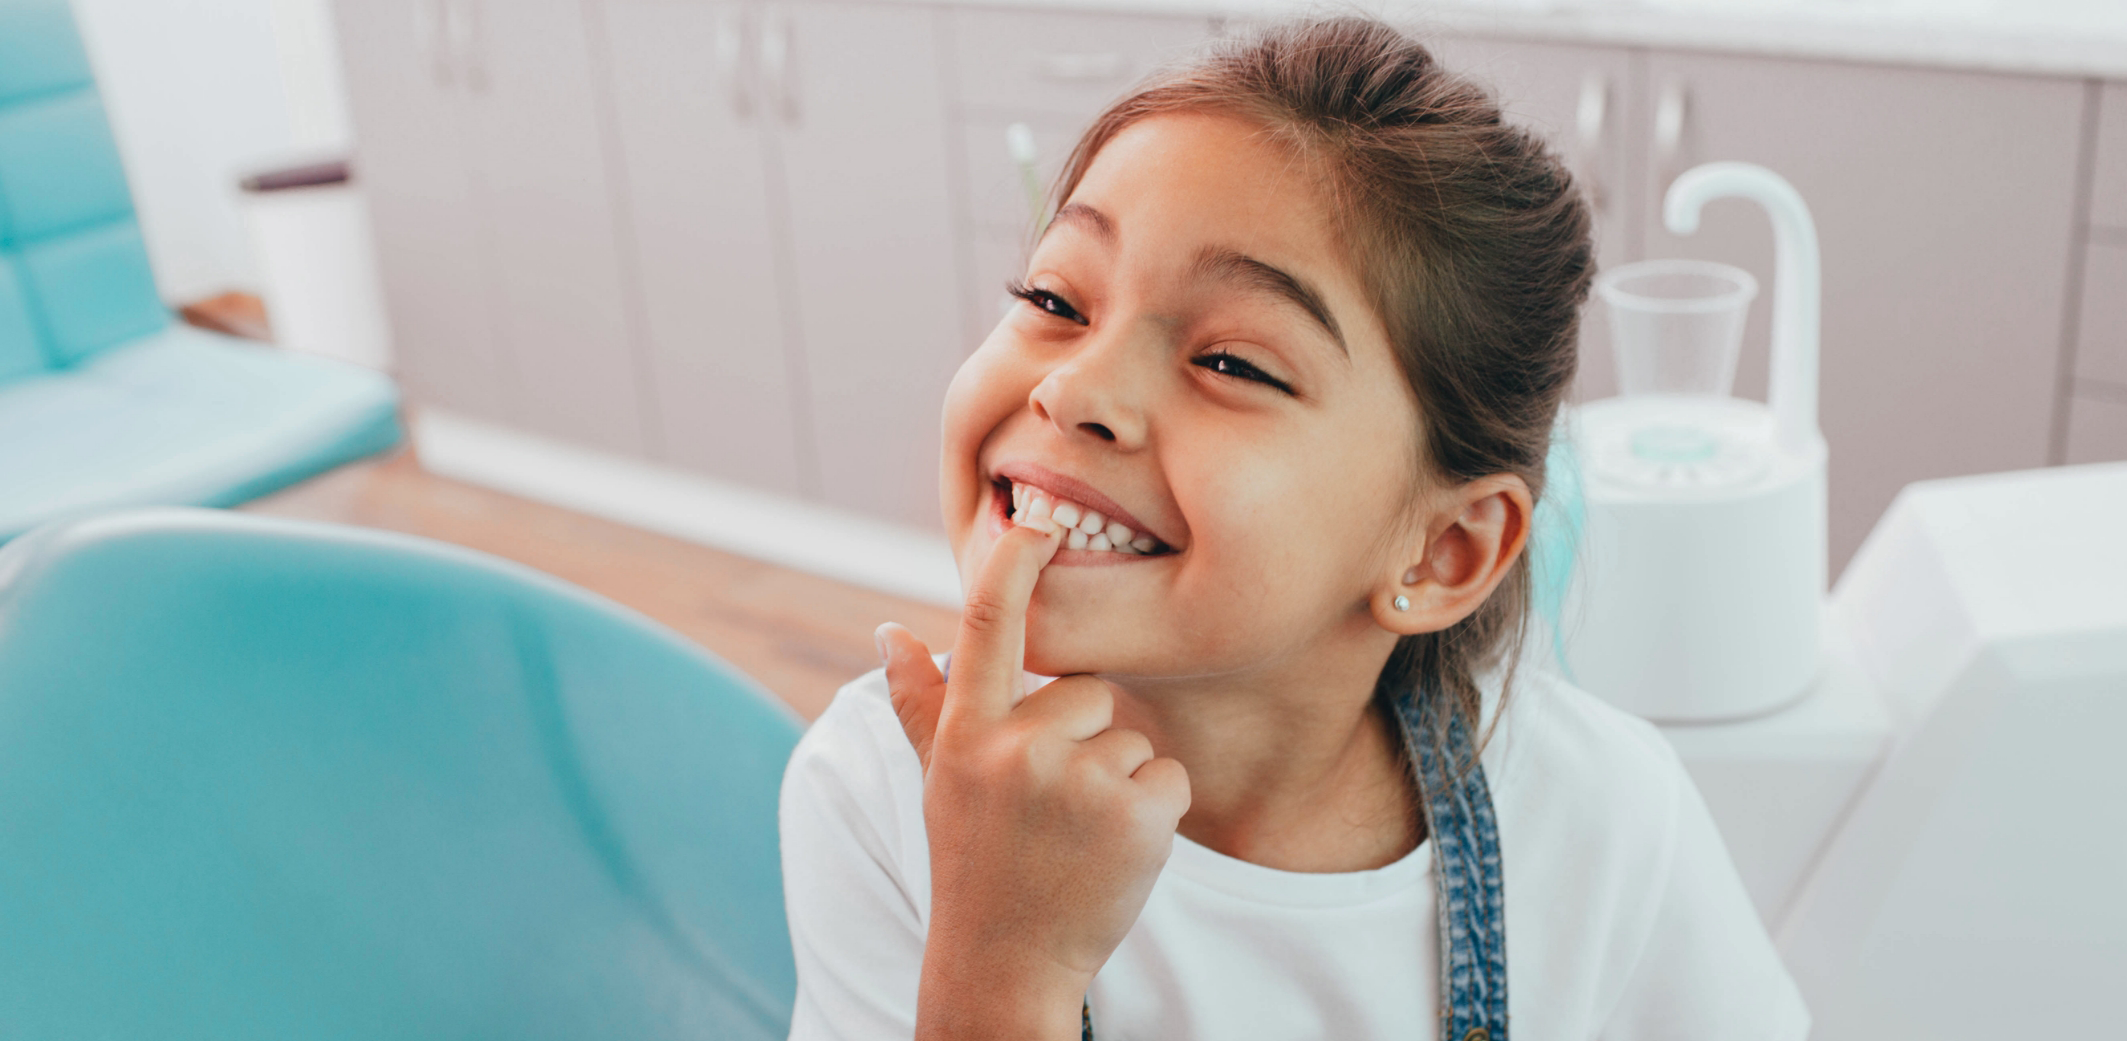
[874, 623, 893, 665]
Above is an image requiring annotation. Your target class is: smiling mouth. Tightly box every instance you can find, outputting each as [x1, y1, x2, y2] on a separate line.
[995, 479, 1174, 556]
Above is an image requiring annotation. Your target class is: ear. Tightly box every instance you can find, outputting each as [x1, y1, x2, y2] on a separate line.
[1371, 474, 1534, 636]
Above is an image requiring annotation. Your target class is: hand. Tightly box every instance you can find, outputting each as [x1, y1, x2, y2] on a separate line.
[878, 520, 1191, 1041]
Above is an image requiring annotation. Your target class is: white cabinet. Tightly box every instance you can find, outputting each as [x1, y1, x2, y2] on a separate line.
[597, 0, 967, 528]
[598, 0, 806, 497]
[2065, 81, 2127, 465]
[776, 1, 967, 528]
[334, 0, 507, 425]
[336, 0, 650, 455]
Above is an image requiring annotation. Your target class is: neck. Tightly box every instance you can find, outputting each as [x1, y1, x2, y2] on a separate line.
[1105, 619, 1419, 874]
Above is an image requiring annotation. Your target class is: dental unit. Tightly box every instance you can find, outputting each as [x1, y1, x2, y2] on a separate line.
[1549, 161, 2127, 1040]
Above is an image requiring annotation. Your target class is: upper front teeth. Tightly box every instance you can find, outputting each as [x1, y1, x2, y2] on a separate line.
[1010, 481, 1162, 555]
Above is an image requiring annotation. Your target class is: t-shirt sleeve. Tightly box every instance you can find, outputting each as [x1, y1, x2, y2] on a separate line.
[780, 675, 928, 1041]
[1598, 770, 1811, 1041]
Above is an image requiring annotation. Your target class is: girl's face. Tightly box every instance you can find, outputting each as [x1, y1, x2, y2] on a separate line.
[941, 112, 1428, 680]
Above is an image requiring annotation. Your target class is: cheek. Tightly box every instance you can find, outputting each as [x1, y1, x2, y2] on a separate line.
[941, 340, 1026, 472]
[1188, 464, 1375, 621]
[939, 338, 1037, 554]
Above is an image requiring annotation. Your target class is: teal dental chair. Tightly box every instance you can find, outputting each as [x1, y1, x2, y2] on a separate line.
[0, 510, 802, 1039]
[0, 0, 400, 542]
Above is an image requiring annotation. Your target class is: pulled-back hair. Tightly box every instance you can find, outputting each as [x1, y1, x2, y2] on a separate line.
[1051, 17, 1594, 740]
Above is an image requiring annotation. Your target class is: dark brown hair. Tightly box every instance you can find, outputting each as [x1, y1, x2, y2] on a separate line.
[1051, 17, 1594, 740]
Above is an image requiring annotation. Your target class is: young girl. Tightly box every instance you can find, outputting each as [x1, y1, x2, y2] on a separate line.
[780, 17, 1805, 1040]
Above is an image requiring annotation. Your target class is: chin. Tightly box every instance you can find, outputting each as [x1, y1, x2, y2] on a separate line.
[1022, 615, 1107, 678]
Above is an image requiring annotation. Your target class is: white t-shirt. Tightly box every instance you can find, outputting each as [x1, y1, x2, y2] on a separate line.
[778, 665, 1808, 1040]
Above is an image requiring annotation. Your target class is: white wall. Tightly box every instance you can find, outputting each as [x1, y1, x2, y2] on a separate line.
[69, 0, 353, 303]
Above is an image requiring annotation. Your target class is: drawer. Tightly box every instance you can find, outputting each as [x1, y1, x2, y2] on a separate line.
[2064, 389, 2127, 464]
[959, 114, 1079, 236]
[2092, 81, 2127, 230]
[2077, 238, 2127, 385]
[947, 7, 1212, 119]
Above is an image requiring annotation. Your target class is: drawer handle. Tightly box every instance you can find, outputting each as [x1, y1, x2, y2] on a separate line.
[761, 11, 796, 124]
[716, 8, 751, 119]
[1654, 78, 1690, 187]
[1575, 71, 1609, 215]
[1036, 52, 1128, 82]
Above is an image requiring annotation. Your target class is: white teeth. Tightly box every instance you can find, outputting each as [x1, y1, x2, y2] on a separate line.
[1008, 480, 1164, 554]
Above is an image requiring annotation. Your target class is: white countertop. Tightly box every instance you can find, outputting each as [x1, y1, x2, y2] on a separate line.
[948, 0, 2127, 81]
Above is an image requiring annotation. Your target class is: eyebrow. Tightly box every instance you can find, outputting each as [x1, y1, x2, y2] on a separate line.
[1048, 202, 1117, 243]
[1191, 247, 1347, 355]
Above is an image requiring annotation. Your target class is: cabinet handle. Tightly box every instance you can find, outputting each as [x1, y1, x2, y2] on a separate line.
[416, 0, 453, 85]
[760, 10, 796, 124]
[431, 0, 485, 93]
[1036, 52, 1127, 82]
[1574, 72, 1609, 215]
[1006, 122, 1048, 234]
[1654, 78, 1689, 189]
[716, 8, 751, 119]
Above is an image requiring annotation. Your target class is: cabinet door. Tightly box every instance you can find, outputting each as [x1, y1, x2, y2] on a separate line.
[599, 0, 807, 496]
[772, 1, 965, 529]
[462, 0, 649, 455]
[1426, 35, 1644, 403]
[1637, 54, 2085, 571]
[334, 0, 510, 424]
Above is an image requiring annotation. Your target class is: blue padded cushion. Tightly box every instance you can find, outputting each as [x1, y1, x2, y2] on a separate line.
[0, 0, 167, 374]
[0, 325, 404, 539]
[18, 219, 164, 362]
[0, 91, 135, 241]
[0, 255, 39, 379]
[0, 0, 92, 105]
[0, 509, 803, 1040]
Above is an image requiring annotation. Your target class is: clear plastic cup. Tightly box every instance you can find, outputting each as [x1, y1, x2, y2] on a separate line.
[1595, 259, 1758, 398]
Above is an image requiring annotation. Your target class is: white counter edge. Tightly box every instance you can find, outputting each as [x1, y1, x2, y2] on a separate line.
[413, 409, 966, 608]
[941, 0, 2127, 81]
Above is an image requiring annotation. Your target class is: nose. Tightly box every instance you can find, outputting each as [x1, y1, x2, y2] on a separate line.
[1027, 327, 1152, 449]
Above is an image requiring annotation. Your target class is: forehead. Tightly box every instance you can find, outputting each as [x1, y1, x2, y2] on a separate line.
[1065, 112, 1344, 268]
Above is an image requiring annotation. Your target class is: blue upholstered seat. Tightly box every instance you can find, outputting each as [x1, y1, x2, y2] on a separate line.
[0, 0, 400, 539]
[0, 509, 803, 1039]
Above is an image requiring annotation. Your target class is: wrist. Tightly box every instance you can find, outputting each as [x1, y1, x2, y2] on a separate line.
[916, 938, 1089, 1041]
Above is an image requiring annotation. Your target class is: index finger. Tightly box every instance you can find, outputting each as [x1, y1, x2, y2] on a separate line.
[941, 519, 1064, 728]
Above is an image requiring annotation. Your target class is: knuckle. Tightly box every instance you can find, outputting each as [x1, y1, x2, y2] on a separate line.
[971, 730, 1044, 779]
[959, 592, 1014, 634]
[1063, 747, 1108, 786]
[1113, 727, 1153, 760]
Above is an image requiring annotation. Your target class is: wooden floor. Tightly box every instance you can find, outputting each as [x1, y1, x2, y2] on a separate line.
[242, 450, 961, 722]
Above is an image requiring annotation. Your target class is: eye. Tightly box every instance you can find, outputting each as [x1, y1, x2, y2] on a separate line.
[1194, 350, 1295, 395]
[1007, 280, 1089, 326]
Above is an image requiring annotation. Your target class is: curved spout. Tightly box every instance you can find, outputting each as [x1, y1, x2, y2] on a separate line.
[1664, 162, 1821, 453]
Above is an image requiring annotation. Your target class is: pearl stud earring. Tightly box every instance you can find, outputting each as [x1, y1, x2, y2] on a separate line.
[1393, 595, 1411, 612]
